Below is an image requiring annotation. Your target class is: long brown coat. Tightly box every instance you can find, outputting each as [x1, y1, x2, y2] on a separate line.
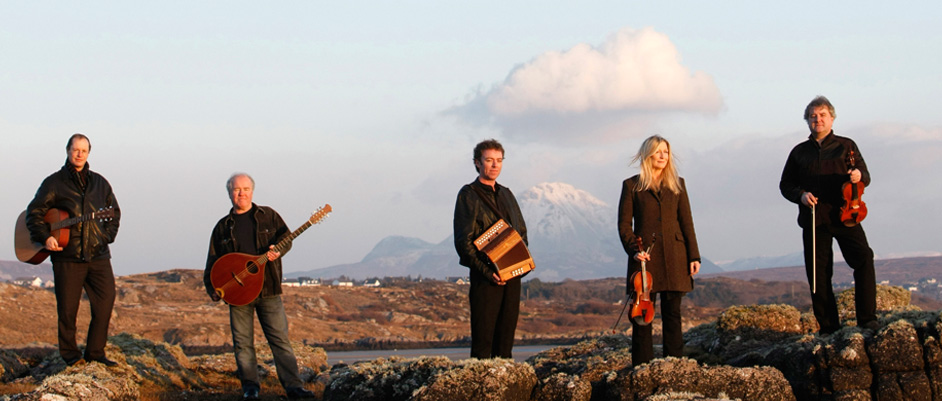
[618, 175, 700, 293]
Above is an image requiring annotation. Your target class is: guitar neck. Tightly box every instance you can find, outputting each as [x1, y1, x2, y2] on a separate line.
[49, 208, 109, 231]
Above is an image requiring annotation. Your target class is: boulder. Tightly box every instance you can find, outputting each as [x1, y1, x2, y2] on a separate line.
[603, 357, 795, 401]
[324, 356, 537, 401]
[527, 334, 632, 400]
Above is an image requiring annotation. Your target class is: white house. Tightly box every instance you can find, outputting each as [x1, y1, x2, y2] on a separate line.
[13, 277, 43, 288]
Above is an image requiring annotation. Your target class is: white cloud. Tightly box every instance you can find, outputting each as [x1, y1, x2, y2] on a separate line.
[449, 27, 724, 143]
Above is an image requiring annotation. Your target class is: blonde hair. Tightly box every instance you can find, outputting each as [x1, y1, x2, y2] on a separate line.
[629, 135, 682, 194]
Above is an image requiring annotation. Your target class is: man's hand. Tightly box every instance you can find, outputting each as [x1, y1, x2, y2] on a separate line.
[266, 245, 281, 261]
[490, 272, 506, 286]
[848, 168, 862, 184]
[801, 191, 818, 208]
[44, 236, 63, 252]
[689, 261, 701, 276]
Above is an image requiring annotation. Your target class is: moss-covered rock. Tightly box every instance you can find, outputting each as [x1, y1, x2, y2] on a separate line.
[324, 356, 536, 401]
[603, 357, 795, 401]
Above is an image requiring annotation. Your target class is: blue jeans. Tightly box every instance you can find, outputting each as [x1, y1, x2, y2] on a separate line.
[229, 295, 303, 391]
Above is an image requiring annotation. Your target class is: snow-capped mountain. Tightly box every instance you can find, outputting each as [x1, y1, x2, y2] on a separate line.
[516, 182, 624, 280]
[289, 182, 721, 281]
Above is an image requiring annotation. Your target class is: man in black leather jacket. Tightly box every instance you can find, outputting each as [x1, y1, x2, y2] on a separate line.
[453, 139, 528, 359]
[26, 133, 121, 366]
[780, 96, 878, 334]
[204, 173, 315, 401]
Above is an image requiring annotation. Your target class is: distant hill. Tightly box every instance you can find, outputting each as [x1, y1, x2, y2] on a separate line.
[290, 182, 723, 281]
[0, 260, 52, 282]
[701, 256, 942, 303]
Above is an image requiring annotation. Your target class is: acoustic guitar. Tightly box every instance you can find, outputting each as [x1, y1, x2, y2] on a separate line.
[14, 207, 116, 265]
[210, 204, 332, 306]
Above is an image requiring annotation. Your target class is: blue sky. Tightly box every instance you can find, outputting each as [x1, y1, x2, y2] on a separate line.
[3, 2, 941, 276]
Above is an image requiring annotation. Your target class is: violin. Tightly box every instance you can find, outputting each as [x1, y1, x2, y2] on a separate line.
[840, 150, 868, 227]
[629, 234, 656, 326]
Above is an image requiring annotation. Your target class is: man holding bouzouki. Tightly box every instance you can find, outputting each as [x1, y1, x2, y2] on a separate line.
[24, 133, 121, 367]
[203, 173, 316, 401]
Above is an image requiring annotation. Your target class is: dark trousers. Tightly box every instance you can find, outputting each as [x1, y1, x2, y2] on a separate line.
[802, 222, 876, 332]
[468, 268, 521, 359]
[52, 259, 116, 361]
[631, 291, 684, 365]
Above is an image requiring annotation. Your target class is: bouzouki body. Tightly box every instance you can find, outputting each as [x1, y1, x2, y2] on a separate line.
[210, 204, 332, 306]
[209, 253, 267, 306]
[14, 207, 114, 265]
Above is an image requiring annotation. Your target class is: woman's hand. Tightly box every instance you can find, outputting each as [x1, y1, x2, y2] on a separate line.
[689, 261, 701, 276]
[633, 251, 651, 262]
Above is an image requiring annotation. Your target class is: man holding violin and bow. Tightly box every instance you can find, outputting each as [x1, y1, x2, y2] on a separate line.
[780, 96, 879, 335]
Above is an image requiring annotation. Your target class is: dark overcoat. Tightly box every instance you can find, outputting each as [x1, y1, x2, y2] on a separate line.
[617, 175, 700, 293]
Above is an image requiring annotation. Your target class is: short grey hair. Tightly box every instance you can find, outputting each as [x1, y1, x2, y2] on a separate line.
[226, 173, 255, 192]
[804, 96, 836, 121]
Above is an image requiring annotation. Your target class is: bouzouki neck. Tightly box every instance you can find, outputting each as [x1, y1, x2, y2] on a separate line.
[268, 205, 333, 258]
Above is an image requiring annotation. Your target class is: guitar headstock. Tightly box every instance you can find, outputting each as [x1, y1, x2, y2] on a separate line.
[308, 204, 332, 225]
[95, 206, 116, 221]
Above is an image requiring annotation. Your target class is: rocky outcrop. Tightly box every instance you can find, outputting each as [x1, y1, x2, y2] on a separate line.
[1, 333, 327, 400]
[525, 335, 793, 401]
[685, 286, 942, 400]
[324, 356, 537, 401]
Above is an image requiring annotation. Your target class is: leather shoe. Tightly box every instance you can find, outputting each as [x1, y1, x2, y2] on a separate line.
[242, 388, 260, 401]
[85, 357, 118, 367]
[64, 357, 84, 366]
[286, 387, 316, 400]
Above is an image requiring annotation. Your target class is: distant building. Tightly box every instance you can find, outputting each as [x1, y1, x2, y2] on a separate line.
[12, 277, 43, 288]
[299, 277, 322, 286]
[363, 279, 381, 287]
[908, 286, 919, 292]
[283, 277, 323, 287]
[446, 276, 469, 285]
[332, 280, 354, 287]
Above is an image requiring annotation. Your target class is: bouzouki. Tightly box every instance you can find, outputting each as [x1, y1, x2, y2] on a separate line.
[210, 204, 332, 306]
[14, 207, 116, 265]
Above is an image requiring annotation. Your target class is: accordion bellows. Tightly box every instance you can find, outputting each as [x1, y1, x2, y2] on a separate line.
[473, 219, 535, 281]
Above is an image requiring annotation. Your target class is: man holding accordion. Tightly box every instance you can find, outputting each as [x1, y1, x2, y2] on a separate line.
[453, 139, 531, 359]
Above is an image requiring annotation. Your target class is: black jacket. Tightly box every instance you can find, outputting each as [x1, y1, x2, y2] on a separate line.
[618, 176, 699, 293]
[204, 204, 292, 298]
[453, 179, 528, 279]
[26, 162, 120, 263]
[780, 131, 870, 228]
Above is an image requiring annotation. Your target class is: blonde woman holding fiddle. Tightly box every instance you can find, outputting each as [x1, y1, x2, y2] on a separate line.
[617, 135, 701, 365]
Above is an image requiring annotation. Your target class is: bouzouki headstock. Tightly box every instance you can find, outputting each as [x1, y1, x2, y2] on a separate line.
[309, 204, 332, 225]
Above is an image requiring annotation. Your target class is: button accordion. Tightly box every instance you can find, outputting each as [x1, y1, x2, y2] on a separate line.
[473, 219, 535, 281]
